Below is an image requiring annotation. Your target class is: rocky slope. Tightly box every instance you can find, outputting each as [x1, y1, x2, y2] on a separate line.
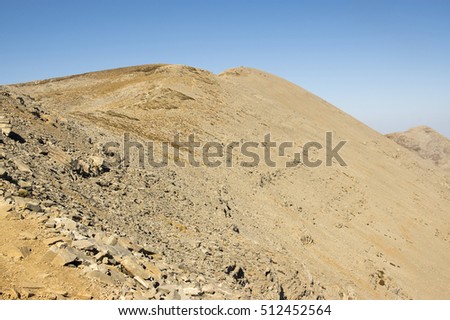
[387, 126, 450, 174]
[0, 64, 449, 299]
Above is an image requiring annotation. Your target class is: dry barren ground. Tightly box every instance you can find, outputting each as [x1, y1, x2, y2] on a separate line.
[0, 64, 449, 300]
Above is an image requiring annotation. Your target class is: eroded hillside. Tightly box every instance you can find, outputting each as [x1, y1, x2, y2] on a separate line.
[1, 64, 449, 299]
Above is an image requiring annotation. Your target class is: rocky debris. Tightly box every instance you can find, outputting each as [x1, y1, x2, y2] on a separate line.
[12, 158, 32, 173]
[183, 286, 203, 297]
[43, 245, 79, 266]
[26, 201, 41, 212]
[120, 256, 155, 280]
[42, 236, 66, 246]
[12, 197, 40, 211]
[0, 90, 328, 301]
[201, 283, 216, 294]
[0, 115, 12, 137]
[72, 239, 96, 251]
[134, 276, 150, 289]
[18, 180, 32, 191]
[71, 156, 108, 177]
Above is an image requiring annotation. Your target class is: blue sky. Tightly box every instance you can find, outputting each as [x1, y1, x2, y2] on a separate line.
[1, 0, 449, 137]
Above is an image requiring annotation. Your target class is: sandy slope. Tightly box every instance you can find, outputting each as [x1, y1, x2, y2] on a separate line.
[2, 64, 449, 299]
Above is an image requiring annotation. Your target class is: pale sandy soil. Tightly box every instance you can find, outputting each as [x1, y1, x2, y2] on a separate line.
[0, 64, 449, 299]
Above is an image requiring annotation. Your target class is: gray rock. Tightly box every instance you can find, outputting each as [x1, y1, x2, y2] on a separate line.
[109, 267, 127, 283]
[103, 235, 118, 246]
[18, 180, 32, 191]
[112, 243, 133, 258]
[41, 200, 54, 207]
[44, 246, 78, 266]
[72, 239, 96, 251]
[55, 217, 77, 231]
[12, 158, 32, 173]
[134, 276, 150, 289]
[0, 116, 12, 137]
[45, 219, 56, 228]
[118, 237, 142, 252]
[26, 201, 41, 212]
[183, 286, 203, 296]
[42, 236, 66, 246]
[202, 283, 216, 294]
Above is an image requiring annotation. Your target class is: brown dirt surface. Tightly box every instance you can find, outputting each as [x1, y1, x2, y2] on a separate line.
[0, 64, 449, 300]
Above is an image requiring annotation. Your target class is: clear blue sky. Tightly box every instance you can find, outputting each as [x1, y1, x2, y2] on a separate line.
[1, 0, 449, 137]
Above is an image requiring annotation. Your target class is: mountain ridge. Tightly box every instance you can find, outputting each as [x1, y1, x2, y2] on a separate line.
[0, 64, 449, 300]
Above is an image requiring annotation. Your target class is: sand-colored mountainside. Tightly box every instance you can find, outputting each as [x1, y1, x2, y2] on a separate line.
[1, 64, 449, 300]
[387, 126, 450, 173]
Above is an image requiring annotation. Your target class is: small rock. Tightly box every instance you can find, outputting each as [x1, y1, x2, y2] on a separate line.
[0, 116, 12, 137]
[18, 180, 32, 191]
[17, 189, 30, 197]
[89, 156, 104, 168]
[102, 235, 118, 246]
[41, 200, 54, 207]
[141, 260, 162, 280]
[43, 246, 78, 266]
[26, 201, 41, 212]
[202, 284, 216, 294]
[139, 245, 156, 256]
[39, 146, 49, 155]
[55, 217, 77, 231]
[42, 236, 66, 246]
[72, 239, 96, 251]
[118, 237, 142, 252]
[141, 288, 157, 300]
[19, 246, 32, 257]
[12, 158, 32, 173]
[183, 287, 203, 296]
[109, 267, 127, 283]
[158, 284, 177, 295]
[134, 276, 150, 289]
[120, 256, 153, 280]
[45, 219, 56, 228]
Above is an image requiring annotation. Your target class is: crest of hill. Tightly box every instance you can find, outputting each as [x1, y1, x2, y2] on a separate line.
[1, 64, 450, 299]
[387, 126, 450, 173]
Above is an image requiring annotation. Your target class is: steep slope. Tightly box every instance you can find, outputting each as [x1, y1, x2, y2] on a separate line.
[387, 126, 450, 174]
[1, 64, 449, 299]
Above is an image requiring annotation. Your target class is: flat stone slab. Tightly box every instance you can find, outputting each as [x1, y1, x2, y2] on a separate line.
[120, 256, 153, 280]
